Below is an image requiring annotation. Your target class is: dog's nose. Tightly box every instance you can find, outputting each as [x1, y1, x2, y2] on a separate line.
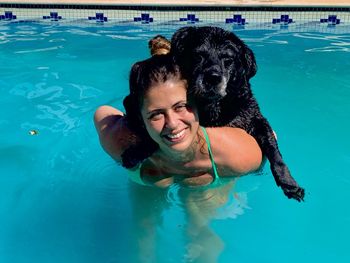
[204, 72, 222, 86]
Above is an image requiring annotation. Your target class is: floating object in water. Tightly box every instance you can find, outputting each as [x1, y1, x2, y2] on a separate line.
[29, 130, 39, 136]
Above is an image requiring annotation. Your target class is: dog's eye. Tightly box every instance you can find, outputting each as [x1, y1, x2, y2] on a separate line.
[194, 54, 204, 63]
[223, 58, 234, 67]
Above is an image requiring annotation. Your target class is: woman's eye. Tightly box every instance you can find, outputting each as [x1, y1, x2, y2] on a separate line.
[174, 104, 187, 112]
[148, 113, 163, 121]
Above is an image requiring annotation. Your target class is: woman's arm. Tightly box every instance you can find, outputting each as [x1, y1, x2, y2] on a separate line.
[206, 127, 264, 176]
[94, 105, 136, 162]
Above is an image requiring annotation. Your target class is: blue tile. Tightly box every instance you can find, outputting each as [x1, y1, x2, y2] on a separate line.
[226, 14, 246, 25]
[141, 13, 149, 20]
[181, 15, 198, 23]
[328, 15, 337, 21]
[149, 18, 153, 22]
[281, 15, 289, 21]
[336, 19, 340, 24]
[104, 17, 108, 22]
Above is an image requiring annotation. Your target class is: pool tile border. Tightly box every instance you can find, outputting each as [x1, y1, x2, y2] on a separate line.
[1, 3, 350, 25]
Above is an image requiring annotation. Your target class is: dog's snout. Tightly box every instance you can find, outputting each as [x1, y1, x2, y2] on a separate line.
[204, 72, 222, 86]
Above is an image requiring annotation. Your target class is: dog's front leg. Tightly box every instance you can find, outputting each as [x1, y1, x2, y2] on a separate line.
[251, 117, 305, 201]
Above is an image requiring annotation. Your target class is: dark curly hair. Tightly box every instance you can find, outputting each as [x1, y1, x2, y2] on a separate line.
[121, 50, 186, 168]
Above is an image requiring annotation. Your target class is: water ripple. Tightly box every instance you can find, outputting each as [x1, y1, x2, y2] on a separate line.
[69, 83, 103, 99]
[15, 45, 63, 54]
[49, 38, 66, 43]
[66, 29, 101, 37]
[165, 180, 253, 220]
[106, 34, 142, 40]
[305, 46, 350, 52]
[13, 37, 45, 42]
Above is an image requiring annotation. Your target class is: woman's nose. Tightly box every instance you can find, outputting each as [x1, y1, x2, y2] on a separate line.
[165, 111, 178, 129]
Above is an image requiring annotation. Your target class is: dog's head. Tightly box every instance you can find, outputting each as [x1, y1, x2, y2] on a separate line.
[171, 26, 257, 100]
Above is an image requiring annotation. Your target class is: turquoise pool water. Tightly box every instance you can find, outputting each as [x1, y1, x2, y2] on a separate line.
[1, 21, 350, 263]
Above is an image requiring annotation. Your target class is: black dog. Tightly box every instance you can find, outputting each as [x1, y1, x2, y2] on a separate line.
[171, 26, 305, 201]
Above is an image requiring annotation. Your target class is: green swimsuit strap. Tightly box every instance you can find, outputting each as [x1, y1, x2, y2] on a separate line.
[201, 126, 220, 182]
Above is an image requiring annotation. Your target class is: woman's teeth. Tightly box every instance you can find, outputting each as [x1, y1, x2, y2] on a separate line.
[166, 130, 185, 139]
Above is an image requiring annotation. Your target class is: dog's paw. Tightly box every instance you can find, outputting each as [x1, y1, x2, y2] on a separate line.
[282, 184, 305, 202]
[272, 164, 305, 202]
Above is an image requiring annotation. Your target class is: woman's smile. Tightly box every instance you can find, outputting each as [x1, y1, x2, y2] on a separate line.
[162, 128, 187, 143]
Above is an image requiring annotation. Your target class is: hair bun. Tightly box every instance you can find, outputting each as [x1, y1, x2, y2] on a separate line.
[148, 35, 171, 56]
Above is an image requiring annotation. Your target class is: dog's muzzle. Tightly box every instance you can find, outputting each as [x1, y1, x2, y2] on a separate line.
[204, 71, 222, 86]
[201, 70, 228, 98]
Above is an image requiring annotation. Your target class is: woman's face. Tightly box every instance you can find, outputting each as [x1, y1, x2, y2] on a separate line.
[140, 79, 199, 155]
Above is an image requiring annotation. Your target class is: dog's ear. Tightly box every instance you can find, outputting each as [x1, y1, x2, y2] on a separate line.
[242, 46, 257, 79]
[122, 94, 159, 168]
[123, 94, 142, 132]
[171, 26, 197, 60]
[227, 31, 257, 80]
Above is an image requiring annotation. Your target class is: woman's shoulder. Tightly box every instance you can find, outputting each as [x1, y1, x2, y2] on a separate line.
[94, 105, 125, 136]
[205, 127, 263, 175]
[94, 105, 134, 162]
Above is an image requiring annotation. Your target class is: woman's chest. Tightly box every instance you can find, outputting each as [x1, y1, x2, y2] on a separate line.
[140, 158, 215, 187]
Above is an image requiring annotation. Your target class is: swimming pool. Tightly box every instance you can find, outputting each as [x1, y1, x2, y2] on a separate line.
[1, 19, 350, 263]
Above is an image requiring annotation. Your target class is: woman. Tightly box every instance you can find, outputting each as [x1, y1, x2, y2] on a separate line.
[94, 37, 264, 262]
[94, 39, 263, 188]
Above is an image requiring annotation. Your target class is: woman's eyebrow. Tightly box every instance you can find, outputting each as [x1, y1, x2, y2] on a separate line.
[173, 100, 187, 107]
[146, 109, 163, 115]
[146, 100, 187, 115]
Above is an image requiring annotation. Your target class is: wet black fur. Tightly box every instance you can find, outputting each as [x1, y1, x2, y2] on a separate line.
[171, 26, 305, 201]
